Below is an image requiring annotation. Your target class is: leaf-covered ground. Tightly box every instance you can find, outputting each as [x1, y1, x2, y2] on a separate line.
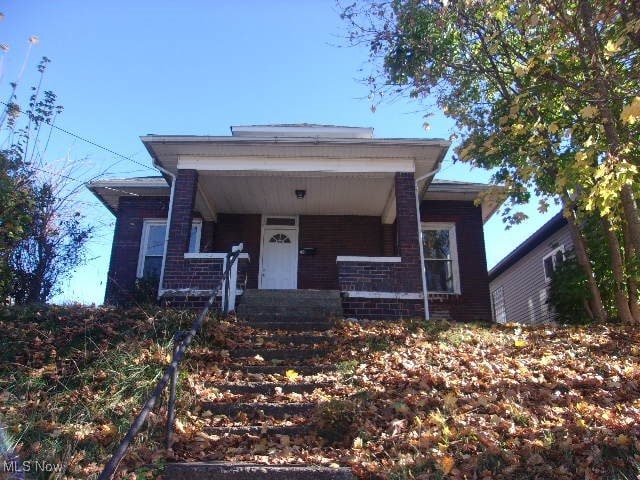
[1, 306, 640, 479]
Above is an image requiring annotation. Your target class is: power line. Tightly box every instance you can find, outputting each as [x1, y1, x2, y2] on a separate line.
[0, 100, 157, 172]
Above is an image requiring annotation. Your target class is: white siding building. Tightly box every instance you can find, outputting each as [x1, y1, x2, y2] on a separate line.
[488, 214, 571, 324]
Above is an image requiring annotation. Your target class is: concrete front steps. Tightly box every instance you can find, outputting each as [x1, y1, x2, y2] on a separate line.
[164, 309, 353, 480]
[164, 462, 353, 480]
[236, 290, 343, 330]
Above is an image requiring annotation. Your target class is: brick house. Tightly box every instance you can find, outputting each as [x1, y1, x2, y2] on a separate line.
[89, 125, 498, 321]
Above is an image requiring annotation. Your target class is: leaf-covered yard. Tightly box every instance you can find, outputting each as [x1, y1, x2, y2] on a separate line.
[1, 306, 639, 479]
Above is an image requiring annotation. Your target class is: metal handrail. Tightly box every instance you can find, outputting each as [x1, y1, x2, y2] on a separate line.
[98, 244, 244, 480]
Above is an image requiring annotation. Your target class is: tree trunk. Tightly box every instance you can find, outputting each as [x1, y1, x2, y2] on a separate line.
[566, 213, 608, 322]
[602, 218, 635, 324]
[623, 219, 640, 324]
[576, 0, 640, 256]
[621, 184, 640, 261]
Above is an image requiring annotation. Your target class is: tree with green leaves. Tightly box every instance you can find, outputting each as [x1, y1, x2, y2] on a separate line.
[343, 0, 640, 323]
[1, 56, 93, 304]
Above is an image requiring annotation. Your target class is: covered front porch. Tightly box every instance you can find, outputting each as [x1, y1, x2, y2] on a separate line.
[142, 127, 449, 319]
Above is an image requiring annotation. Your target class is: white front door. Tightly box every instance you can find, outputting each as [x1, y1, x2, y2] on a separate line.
[260, 226, 298, 289]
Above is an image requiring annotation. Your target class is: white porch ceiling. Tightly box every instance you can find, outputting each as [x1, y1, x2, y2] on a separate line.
[196, 171, 395, 218]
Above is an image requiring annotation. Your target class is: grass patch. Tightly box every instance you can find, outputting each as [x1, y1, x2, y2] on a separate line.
[0, 304, 205, 479]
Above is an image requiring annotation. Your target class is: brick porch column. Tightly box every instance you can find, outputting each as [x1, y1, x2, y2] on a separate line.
[394, 172, 423, 292]
[162, 169, 198, 290]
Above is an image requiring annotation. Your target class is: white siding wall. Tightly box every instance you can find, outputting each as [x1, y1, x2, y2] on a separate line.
[489, 225, 573, 324]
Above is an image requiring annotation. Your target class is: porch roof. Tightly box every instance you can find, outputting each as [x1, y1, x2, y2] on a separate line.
[140, 134, 450, 178]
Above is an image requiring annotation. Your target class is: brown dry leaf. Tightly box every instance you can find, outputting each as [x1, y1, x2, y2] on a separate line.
[440, 455, 455, 474]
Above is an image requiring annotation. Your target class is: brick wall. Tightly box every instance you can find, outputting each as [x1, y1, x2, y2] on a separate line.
[211, 214, 261, 288]
[382, 223, 396, 256]
[162, 257, 224, 290]
[394, 173, 423, 292]
[201, 220, 216, 252]
[298, 215, 383, 289]
[338, 261, 406, 292]
[162, 169, 198, 290]
[104, 196, 169, 305]
[421, 200, 492, 322]
[342, 297, 424, 320]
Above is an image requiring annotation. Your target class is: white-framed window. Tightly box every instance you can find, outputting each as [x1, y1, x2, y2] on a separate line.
[421, 222, 460, 294]
[137, 219, 202, 279]
[491, 286, 507, 324]
[543, 245, 565, 281]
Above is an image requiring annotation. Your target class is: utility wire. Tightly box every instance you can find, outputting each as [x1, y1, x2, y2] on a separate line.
[0, 100, 157, 172]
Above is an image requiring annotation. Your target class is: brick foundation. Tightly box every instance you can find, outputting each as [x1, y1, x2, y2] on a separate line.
[160, 295, 220, 310]
[342, 297, 424, 320]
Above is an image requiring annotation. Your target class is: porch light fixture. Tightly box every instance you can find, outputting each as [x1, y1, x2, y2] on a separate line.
[295, 189, 306, 199]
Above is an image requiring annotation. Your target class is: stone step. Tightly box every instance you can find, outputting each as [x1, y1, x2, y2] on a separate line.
[242, 309, 332, 323]
[203, 424, 310, 437]
[262, 334, 332, 345]
[241, 310, 338, 324]
[241, 289, 342, 300]
[232, 364, 333, 375]
[164, 462, 354, 480]
[230, 348, 330, 361]
[200, 401, 315, 418]
[206, 381, 331, 395]
[245, 320, 333, 331]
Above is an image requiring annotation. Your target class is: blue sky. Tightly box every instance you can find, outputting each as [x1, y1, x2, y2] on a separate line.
[1, 1, 559, 305]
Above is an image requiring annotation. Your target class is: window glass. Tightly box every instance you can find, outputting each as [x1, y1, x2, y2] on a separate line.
[146, 225, 166, 256]
[189, 225, 199, 252]
[139, 220, 200, 278]
[422, 224, 457, 293]
[426, 258, 454, 292]
[492, 287, 506, 323]
[143, 256, 163, 279]
[543, 246, 564, 280]
[423, 229, 451, 259]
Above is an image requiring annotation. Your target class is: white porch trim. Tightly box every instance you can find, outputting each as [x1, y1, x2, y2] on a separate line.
[342, 291, 424, 299]
[177, 156, 416, 173]
[184, 252, 250, 260]
[158, 288, 244, 297]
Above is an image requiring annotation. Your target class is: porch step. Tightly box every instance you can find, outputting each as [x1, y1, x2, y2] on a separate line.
[166, 316, 352, 479]
[229, 347, 330, 361]
[164, 462, 354, 480]
[203, 424, 310, 436]
[200, 401, 316, 418]
[206, 381, 331, 395]
[229, 364, 334, 375]
[237, 289, 343, 323]
[252, 333, 331, 346]
[245, 320, 333, 331]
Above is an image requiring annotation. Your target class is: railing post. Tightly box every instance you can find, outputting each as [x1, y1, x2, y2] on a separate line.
[166, 330, 187, 450]
[227, 244, 242, 312]
[223, 252, 231, 313]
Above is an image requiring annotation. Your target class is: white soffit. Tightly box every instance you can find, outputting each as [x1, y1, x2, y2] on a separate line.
[195, 171, 395, 217]
[87, 177, 169, 214]
[424, 180, 501, 223]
